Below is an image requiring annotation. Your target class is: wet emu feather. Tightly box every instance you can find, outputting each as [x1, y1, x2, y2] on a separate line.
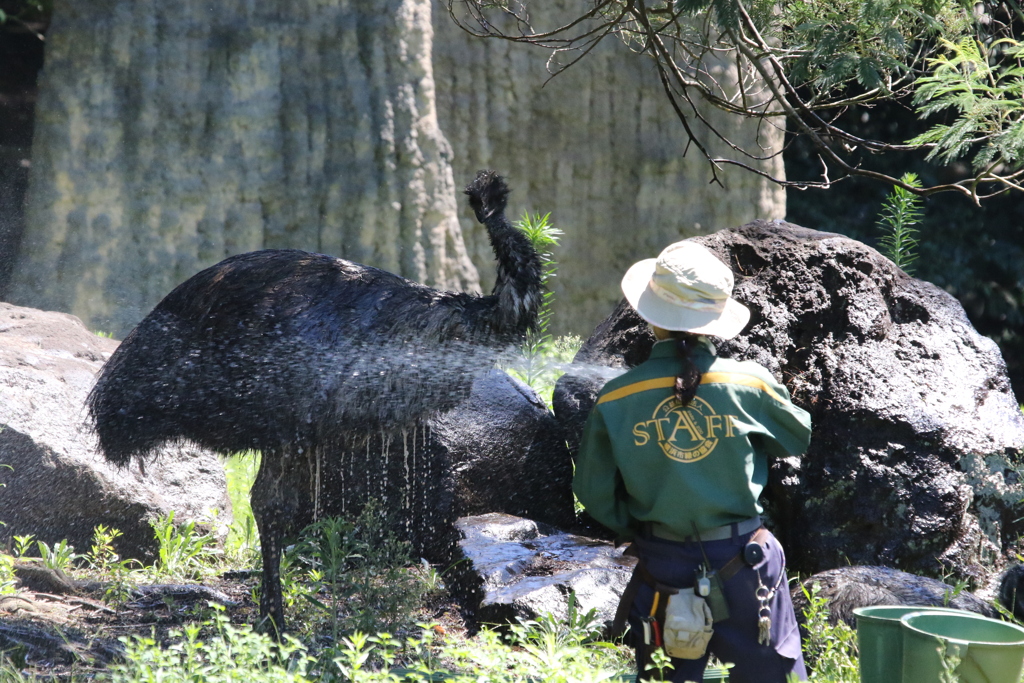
[87, 171, 542, 634]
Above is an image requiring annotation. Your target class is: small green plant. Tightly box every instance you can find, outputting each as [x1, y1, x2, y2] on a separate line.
[93, 330, 115, 339]
[800, 582, 860, 681]
[939, 566, 970, 607]
[0, 654, 33, 682]
[515, 211, 562, 358]
[508, 212, 574, 402]
[11, 535, 35, 559]
[87, 525, 138, 607]
[87, 525, 122, 574]
[149, 511, 216, 581]
[289, 501, 425, 637]
[876, 172, 924, 274]
[108, 607, 313, 683]
[223, 452, 261, 568]
[0, 555, 18, 596]
[938, 641, 963, 683]
[642, 647, 675, 682]
[36, 539, 82, 572]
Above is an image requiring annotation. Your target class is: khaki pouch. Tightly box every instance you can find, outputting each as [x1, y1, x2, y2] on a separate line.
[661, 588, 714, 659]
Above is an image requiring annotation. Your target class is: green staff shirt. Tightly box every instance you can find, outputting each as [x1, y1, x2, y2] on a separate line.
[573, 337, 812, 541]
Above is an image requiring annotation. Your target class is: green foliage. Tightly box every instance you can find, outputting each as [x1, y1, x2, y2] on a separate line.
[514, 212, 563, 380]
[11, 534, 34, 559]
[876, 172, 924, 273]
[799, 583, 860, 681]
[0, 555, 17, 597]
[0, 654, 35, 683]
[149, 511, 217, 581]
[464, 0, 1024, 195]
[390, 606, 629, 682]
[222, 451, 261, 567]
[506, 212, 582, 407]
[781, 0, 946, 95]
[36, 538, 82, 572]
[910, 38, 1024, 171]
[938, 642, 963, 683]
[87, 525, 139, 607]
[107, 607, 314, 683]
[287, 502, 426, 637]
[506, 334, 583, 409]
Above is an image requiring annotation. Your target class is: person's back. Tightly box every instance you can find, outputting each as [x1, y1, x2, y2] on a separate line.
[573, 240, 811, 682]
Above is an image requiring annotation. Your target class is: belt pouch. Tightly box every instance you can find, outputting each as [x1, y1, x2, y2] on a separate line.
[662, 588, 714, 659]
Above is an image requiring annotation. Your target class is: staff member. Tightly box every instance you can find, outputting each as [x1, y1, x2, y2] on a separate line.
[574, 240, 811, 682]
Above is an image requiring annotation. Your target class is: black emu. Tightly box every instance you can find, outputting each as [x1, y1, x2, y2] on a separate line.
[87, 171, 542, 634]
[791, 564, 1024, 628]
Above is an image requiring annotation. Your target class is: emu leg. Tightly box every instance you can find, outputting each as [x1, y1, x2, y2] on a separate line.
[251, 446, 315, 637]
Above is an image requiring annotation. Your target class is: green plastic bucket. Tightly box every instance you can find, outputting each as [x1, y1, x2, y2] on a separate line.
[854, 605, 985, 683]
[901, 611, 1024, 683]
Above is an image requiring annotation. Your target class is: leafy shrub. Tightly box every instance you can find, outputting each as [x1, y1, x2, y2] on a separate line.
[222, 451, 261, 567]
[799, 583, 860, 682]
[87, 525, 139, 607]
[287, 501, 426, 638]
[106, 608, 313, 683]
[149, 510, 217, 581]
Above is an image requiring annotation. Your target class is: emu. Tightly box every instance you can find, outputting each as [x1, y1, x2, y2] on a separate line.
[87, 171, 542, 634]
[791, 564, 1024, 628]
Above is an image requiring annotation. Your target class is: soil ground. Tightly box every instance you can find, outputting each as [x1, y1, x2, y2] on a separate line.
[0, 568, 469, 680]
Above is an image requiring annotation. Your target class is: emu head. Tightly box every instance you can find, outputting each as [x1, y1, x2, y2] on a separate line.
[465, 170, 510, 224]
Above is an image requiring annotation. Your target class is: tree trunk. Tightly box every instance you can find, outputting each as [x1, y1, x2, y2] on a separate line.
[8, 0, 478, 336]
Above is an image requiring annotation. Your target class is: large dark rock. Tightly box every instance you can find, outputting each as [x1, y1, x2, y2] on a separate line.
[435, 369, 575, 530]
[0, 303, 229, 559]
[554, 221, 1024, 584]
[317, 369, 575, 560]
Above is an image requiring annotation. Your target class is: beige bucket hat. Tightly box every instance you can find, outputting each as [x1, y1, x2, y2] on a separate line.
[620, 240, 750, 339]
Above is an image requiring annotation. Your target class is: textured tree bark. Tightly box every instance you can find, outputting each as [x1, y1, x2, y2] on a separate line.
[9, 0, 478, 335]
[433, 3, 786, 336]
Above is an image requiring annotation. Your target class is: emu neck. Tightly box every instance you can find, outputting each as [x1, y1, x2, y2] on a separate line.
[484, 218, 543, 340]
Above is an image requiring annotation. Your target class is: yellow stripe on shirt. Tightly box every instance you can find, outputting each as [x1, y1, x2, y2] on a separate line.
[596, 377, 676, 404]
[596, 371, 785, 405]
[701, 372, 785, 404]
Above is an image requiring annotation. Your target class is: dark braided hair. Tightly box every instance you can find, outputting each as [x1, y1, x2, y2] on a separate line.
[672, 332, 703, 407]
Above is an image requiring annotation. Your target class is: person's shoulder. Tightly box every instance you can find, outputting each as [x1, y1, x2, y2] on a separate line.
[702, 356, 793, 403]
[596, 363, 651, 396]
[706, 356, 780, 385]
[593, 353, 678, 403]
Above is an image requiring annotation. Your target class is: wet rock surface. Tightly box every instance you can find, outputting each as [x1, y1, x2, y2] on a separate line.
[0, 302, 229, 559]
[317, 369, 574, 560]
[554, 221, 1024, 582]
[436, 370, 575, 530]
[453, 513, 636, 626]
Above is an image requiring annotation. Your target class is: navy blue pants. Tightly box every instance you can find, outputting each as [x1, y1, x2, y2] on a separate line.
[628, 529, 807, 683]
